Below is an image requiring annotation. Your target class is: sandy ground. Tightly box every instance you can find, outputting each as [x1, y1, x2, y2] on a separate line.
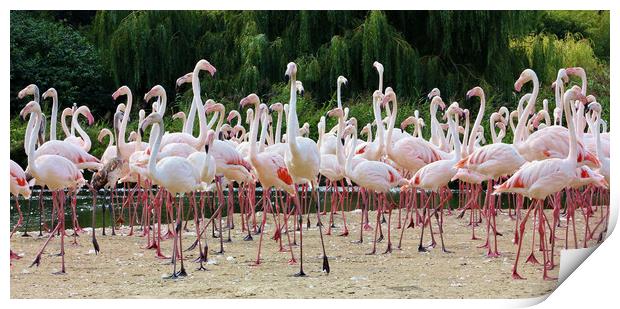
[10, 205, 606, 299]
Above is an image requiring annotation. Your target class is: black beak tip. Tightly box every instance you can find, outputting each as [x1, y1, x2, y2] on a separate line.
[284, 74, 290, 83]
[340, 138, 346, 145]
[300, 90, 305, 97]
[205, 144, 210, 153]
[139, 128, 144, 136]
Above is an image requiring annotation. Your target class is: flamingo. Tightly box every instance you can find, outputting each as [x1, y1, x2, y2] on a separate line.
[406, 102, 464, 254]
[140, 111, 203, 279]
[344, 119, 407, 254]
[22, 101, 86, 274]
[240, 96, 300, 265]
[10, 159, 33, 261]
[62, 105, 95, 152]
[514, 70, 600, 168]
[283, 62, 330, 276]
[494, 87, 596, 280]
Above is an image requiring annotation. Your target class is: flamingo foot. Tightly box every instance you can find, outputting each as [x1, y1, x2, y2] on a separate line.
[243, 234, 253, 241]
[176, 267, 188, 277]
[427, 240, 436, 248]
[512, 270, 525, 280]
[293, 270, 307, 277]
[52, 270, 66, 275]
[288, 258, 297, 265]
[363, 224, 373, 231]
[383, 243, 392, 254]
[339, 229, 349, 237]
[525, 253, 540, 265]
[407, 219, 415, 229]
[377, 234, 384, 243]
[418, 245, 428, 253]
[155, 251, 170, 259]
[487, 252, 501, 258]
[196, 264, 207, 271]
[10, 250, 22, 260]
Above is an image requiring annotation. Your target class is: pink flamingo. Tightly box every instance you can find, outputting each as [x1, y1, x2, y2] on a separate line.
[10, 159, 33, 261]
[406, 102, 464, 253]
[284, 62, 330, 276]
[22, 101, 86, 274]
[494, 87, 591, 280]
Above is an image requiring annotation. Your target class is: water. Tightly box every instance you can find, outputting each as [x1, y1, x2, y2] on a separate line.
[9, 187, 512, 233]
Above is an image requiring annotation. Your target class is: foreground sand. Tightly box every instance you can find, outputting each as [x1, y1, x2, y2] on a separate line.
[10, 206, 604, 298]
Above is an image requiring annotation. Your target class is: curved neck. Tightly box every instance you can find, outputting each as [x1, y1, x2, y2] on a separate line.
[27, 111, 42, 172]
[564, 94, 577, 163]
[191, 68, 208, 148]
[595, 112, 602, 158]
[462, 114, 469, 155]
[275, 110, 282, 144]
[118, 91, 133, 156]
[184, 96, 197, 135]
[148, 119, 164, 181]
[258, 112, 269, 153]
[214, 110, 225, 139]
[61, 110, 71, 137]
[249, 107, 261, 159]
[468, 95, 485, 152]
[447, 112, 461, 162]
[490, 118, 498, 144]
[385, 97, 397, 159]
[72, 109, 91, 151]
[50, 94, 58, 141]
[372, 96, 385, 153]
[514, 75, 539, 145]
[345, 128, 357, 176]
[286, 74, 300, 154]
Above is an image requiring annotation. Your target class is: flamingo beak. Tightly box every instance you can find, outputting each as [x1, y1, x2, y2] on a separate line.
[87, 112, 95, 125]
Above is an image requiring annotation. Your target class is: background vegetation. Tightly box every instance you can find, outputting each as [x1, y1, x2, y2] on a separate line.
[10, 10, 610, 167]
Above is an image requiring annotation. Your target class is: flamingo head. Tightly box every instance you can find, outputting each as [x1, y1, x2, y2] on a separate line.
[41, 88, 57, 100]
[295, 81, 304, 96]
[285, 62, 297, 82]
[227, 110, 240, 123]
[19, 101, 41, 120]
[97, 129, 110, 143]
[113, 111, 122, 136]
[373, 61, 384, 75]
[430, 96, 446, 110]
[400, 116, 416, 131]
[175, 72, 193, 88]
[337, 75, 348, 87]
[380, 88, 396, 108]
[326, 107, 344, 119]
[346, 117, 358, 129]
[172, 111, 185, 121]
[565, 67, 585, 78]
[427, 88, 440, 100]
[79, 106, 95, 125]
[17, 84, 38, 99]
[372, 90, 384, 105]
[300, 122, 310, 136]
[269, 102, 283, 114]
[496, 121, 506, 131]
[128, 131, 139, 142]
[556, 68, 569, 84]
[140, 112, 163, 137]
[239, 93, 260, 110]
[144, 85, 165, 103]
[205, 130, 216, 153]
[206, 102, 225, 114]
[196, 59, 217, 77]
[112, 86, 130, 100]
[514, 69, 534, 92]
[466, 86, 484, 100]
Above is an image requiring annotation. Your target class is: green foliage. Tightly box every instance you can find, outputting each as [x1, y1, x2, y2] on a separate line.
[10, 11, 107, 115]
[10, 10, 610, 165]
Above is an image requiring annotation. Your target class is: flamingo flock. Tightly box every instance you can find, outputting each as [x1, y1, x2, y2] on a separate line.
[10, 59, 609, 281]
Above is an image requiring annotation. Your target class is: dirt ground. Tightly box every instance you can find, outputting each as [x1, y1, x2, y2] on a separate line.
[10, 206, 606, 299]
